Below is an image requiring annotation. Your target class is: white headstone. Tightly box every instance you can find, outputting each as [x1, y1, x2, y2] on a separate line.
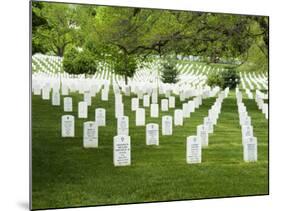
[242, 125, 253, 145]
[152, 91, 158, 104]
[52, 91, 60, 106]
[186, 135, 202, 164]
[240, 115, 251, 126]
[113, 135, 131, 166]
[95, 108, 106, 126]
[174, 109, 183, 126]
[243, 136, 257, 162]
[78, 102, 88, 118]
[131, 98, 139, 111]
[42, 87, 50, 100]
[84, 91, 92, 106]
[204, 117, 214, 133]
[61, 85, 69, 95]
[63, 97, 72, 112]
[61, 115, 74, 137]
[162, 115, 173, 135]
[161, 99, 169, 111]
[182, 103, 190, 118]
[101, 89, 108, 101]
[136, 108, 145, 126]
[169, 96, 175, 108]
[83, 121, 98, 148]
[117, 116, 129, 136]
[115, 103, 124, 118]
[150, 104, 159, 118]
[143, 95, 150, 107]
[146, 123, 159, 146]
[33, 85, 41, 95]
[189, 101, 195, 113]
[197, 125, 208, 147]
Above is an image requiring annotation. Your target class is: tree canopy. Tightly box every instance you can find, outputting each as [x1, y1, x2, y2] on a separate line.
[32, 2, 269, 79]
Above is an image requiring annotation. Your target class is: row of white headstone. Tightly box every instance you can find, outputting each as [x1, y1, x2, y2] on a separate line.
[186, 89, 228, 164]
[255, 91, 268, 119]
[236, 90, 258, 162]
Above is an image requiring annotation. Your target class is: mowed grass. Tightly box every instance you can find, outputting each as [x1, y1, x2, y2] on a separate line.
[32, 89, 268, 210]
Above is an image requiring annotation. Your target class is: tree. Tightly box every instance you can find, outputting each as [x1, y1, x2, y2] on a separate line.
[32, 2, 48, 54]
[32, 3, 268, 75]
[112, 53, 137, 84]
[32, 2, 77, 56]
[207, 71, 223, 88]
[63, 48, 97, 75]
[207, 68, 240, 89]
[160, 59, 179, 84]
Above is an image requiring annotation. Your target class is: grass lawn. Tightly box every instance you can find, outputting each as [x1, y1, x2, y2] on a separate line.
[31, 89, 268, 210]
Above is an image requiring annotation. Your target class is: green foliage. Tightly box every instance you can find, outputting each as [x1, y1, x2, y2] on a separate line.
[160, 60, 180, 84]
[32, 2, 77, 56]
[207, 68, 240, 89]
[63, 48, 97, 75]
[112, 54, 137, 83]
[221, 68, 240, 89]
[207, 72, 223, 88]
[32, 2, 268, 73]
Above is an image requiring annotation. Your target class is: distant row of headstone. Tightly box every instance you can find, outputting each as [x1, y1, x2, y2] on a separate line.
[32, 53, 268, 93]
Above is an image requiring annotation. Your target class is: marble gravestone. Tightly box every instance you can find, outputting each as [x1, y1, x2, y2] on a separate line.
[161, 99, 169, 111]
[242, 125, 253, 145]
[150, 103, 159, 118]
[61, 85, 69, 95]
[204, 117, 214, 133]
[42, 87, 50, 100]
[83, 121, 98, 148]
[162, 115, 172, 135]
[189, 101, 195, 113]
[137, 90, 144, 99]
[33, 85, 41, 95]
[186, 135, 202, 164]
[152, 91, 158, 104]
[95, 108, 106, 126]
[52, 91, 60, 106]
[241, 116, 251, 127]
[143, 95, 150, 107]
[78, 102, 88, 118]
[101, 89, 108, 101]
[61, 115, 75, 137]
[117, 116, 129, 136]
[84, 91, 92, 106]
[243, 136, 257, 162]
[115, 103, 124, 118]
[113, 135, 131, 166]
[169, 96, 175, 108]
[146, 123, 159, 146]
[131, 98, 139, 111]
[197, 125, 208, 147]
[64, 97, 72, 112]
[136, 108, 145, 126]
[182, 103, 191, 118]
[174, 109, 183, 126]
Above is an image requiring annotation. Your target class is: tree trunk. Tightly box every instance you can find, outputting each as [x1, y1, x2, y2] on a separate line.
[125, 75, 128, 85]
[57, 46, 64, 57]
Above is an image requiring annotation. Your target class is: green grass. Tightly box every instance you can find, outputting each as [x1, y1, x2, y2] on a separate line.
[32, 89, 268, 210]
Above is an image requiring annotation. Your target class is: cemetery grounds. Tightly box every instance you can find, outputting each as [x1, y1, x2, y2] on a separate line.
[31, 54, 268, 209]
